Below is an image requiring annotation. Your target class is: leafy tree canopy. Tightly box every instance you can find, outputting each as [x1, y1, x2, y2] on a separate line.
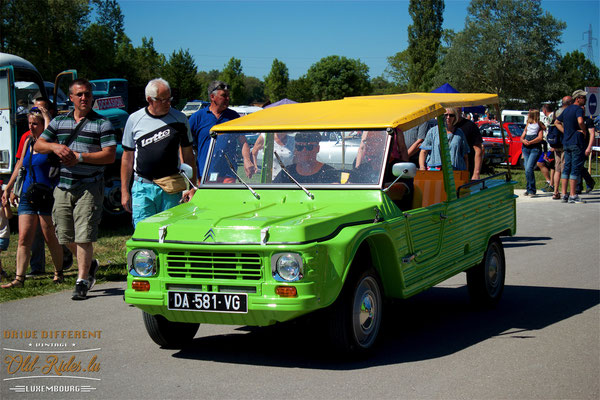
[219, 57, 246, 105]
[162, 48, 200, 106]
[557, 50, 600, 92]
[306, 55, 371, 101]
[437, 0, 566, 108]
[264, 58, 289, 102]
[407, 0, 444, 91]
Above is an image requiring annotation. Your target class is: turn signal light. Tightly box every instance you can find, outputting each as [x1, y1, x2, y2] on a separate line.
[276, 286, 297, 297]
[132, 280, 150, 292]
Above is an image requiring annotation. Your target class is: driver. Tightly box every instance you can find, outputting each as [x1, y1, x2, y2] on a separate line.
[273, 132, 338, 183]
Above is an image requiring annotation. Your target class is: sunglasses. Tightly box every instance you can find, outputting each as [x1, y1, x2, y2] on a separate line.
[72, 91, 92, 97]
[152, 96, 173, 103]
[444, 114, 456, 118]
[211, 84, 230, 93]
[295, 144, 316, 151]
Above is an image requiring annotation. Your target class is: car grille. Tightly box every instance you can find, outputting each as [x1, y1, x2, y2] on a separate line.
[165, 251, 262, 281]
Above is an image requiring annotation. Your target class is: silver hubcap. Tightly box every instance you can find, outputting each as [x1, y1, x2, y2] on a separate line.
[486, 246, 502, 295]
[352, 276, 381, 348]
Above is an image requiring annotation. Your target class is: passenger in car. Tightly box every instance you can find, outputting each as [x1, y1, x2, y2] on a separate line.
[348, 131, 386, 184]
[273, 132, 338, 183]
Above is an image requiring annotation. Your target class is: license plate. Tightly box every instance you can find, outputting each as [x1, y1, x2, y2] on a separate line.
[168, 291, 248, 313]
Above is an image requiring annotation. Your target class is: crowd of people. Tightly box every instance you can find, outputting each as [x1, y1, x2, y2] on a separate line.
[0, 79, 596, 298]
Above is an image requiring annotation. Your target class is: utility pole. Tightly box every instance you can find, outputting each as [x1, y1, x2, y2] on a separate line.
[581, 24, 598, 65]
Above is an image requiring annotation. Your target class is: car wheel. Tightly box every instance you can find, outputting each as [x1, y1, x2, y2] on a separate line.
[467, 239, 505, 308]
[103, 176, 126, 218]
[142, 311, 199, 348]
[328, 268, 383, 354]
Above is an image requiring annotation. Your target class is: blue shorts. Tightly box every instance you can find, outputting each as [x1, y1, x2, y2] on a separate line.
[131, 179, 181, 227]
[18, 192, 53, 216]
[0, 237, 9, 251]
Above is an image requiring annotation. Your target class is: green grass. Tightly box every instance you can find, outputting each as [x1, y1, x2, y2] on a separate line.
[0, 220, 132, 303]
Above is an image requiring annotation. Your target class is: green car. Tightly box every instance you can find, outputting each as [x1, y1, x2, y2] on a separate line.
[125, 93, 516, 354]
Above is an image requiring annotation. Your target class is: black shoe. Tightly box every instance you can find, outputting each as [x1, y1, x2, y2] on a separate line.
[25, 270, 46, 278]
[586, 183, 595, 194]
[72, 280, 89, 300]
[62, 250, 73, 271]
[88, 259, 99, 291]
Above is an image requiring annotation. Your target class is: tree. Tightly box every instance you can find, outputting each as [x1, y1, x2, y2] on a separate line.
[162, 49, 201, 104]
[438, 0, 565, 108]
[196, 69, 221, 101]
[306, 55, 371, 101]
[1, 0, 90, 78]
[93, 0, 124, 36]
[243, 76, 266, 104]
[370, 75, 401, 95]
[219, 57, 245, 105]
[386, 50, 411, 91]
[287, 76, 313, 102]
[407, 0, 445, 91]
[264, 59, 289, 102]
[557, 50, 600, 92]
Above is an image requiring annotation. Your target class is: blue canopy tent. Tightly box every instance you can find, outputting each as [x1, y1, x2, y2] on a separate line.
[264, 98, 298, 109]
[431, 84, 486, 115]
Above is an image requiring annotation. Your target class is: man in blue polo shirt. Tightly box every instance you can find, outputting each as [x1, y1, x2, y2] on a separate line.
[555, 89, 588, 204]
[189, 81, 254, 183]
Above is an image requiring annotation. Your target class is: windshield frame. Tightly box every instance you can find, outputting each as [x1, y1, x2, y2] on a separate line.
[199, 130, 393, 189]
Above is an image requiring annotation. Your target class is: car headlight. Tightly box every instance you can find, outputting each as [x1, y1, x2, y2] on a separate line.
[271, 253, 303, 282]
[128, 249, 157, 277]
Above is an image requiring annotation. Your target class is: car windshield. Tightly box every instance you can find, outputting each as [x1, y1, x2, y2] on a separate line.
[183, 104, 200, 112]
[91, 82, 108, 91]
[202, 130, 390, 186]
[506, 123, 525, 137]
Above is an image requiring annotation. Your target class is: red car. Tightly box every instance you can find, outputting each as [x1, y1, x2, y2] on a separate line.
[481, 122, 525, 166]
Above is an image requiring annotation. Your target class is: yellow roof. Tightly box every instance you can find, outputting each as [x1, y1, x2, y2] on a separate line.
[211, 92, 499, 133]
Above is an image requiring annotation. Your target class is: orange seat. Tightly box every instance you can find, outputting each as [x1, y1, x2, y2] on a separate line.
[412, 170, 470, 208]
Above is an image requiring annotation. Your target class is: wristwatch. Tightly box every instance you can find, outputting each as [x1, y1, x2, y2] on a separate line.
[78, 153, 84, 163]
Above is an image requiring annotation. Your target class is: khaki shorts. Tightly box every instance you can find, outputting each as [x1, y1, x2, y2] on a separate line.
[53, 180, 104, 244]
[554, 148, 564, 174]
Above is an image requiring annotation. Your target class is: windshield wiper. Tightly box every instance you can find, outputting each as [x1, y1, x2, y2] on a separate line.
[223, 153, 260, 200]
[274, 151, 314, 199]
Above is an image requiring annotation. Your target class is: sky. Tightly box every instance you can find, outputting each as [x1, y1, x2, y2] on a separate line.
[118, 0, 600, 80]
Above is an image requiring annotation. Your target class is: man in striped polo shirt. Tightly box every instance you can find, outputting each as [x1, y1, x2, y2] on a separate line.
[35, 78, 117, 300]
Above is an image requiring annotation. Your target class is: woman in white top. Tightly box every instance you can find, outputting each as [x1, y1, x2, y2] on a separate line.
[251, 132, 295, 178]
[520, 109, 545, 196]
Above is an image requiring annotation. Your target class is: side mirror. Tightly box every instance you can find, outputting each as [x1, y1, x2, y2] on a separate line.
[391, 162, 417, 179]
[179, 163, 198, 189]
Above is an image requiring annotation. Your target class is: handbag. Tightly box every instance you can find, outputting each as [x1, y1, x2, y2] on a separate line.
[24, 140, 55, 209]
[13, 167, 27, 198]
[153, 174, 187, 194]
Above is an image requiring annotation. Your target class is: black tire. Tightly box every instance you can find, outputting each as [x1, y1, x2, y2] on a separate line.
[142, 311, 199, 348]
[467, 239, 505, 308]
[328, 268, 383, 355]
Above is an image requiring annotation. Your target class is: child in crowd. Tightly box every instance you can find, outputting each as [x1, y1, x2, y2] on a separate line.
[0, 181, 13, 282]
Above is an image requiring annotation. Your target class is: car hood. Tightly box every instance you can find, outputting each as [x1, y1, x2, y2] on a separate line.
[131, 189, 386, 245]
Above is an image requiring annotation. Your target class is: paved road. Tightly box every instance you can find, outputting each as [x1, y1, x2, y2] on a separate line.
[1, 190, 599, 399]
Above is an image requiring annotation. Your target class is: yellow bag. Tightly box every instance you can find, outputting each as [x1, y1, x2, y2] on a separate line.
[153, 174, 187, 194]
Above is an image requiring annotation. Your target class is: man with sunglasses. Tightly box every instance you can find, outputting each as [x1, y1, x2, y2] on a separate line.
[190, 80, 254, 184]
[35, 78, 117, 300]
[120, 78, 197, 227]
[273, 132, 338, 183]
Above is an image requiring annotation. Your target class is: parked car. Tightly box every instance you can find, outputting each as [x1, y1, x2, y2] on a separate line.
[125, 93, 516, 355]
[182, 101, 209, 118]
[481, 122, 525, 166]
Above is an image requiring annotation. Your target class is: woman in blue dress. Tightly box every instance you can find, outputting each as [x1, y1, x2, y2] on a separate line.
[1, 109, 63, 288]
